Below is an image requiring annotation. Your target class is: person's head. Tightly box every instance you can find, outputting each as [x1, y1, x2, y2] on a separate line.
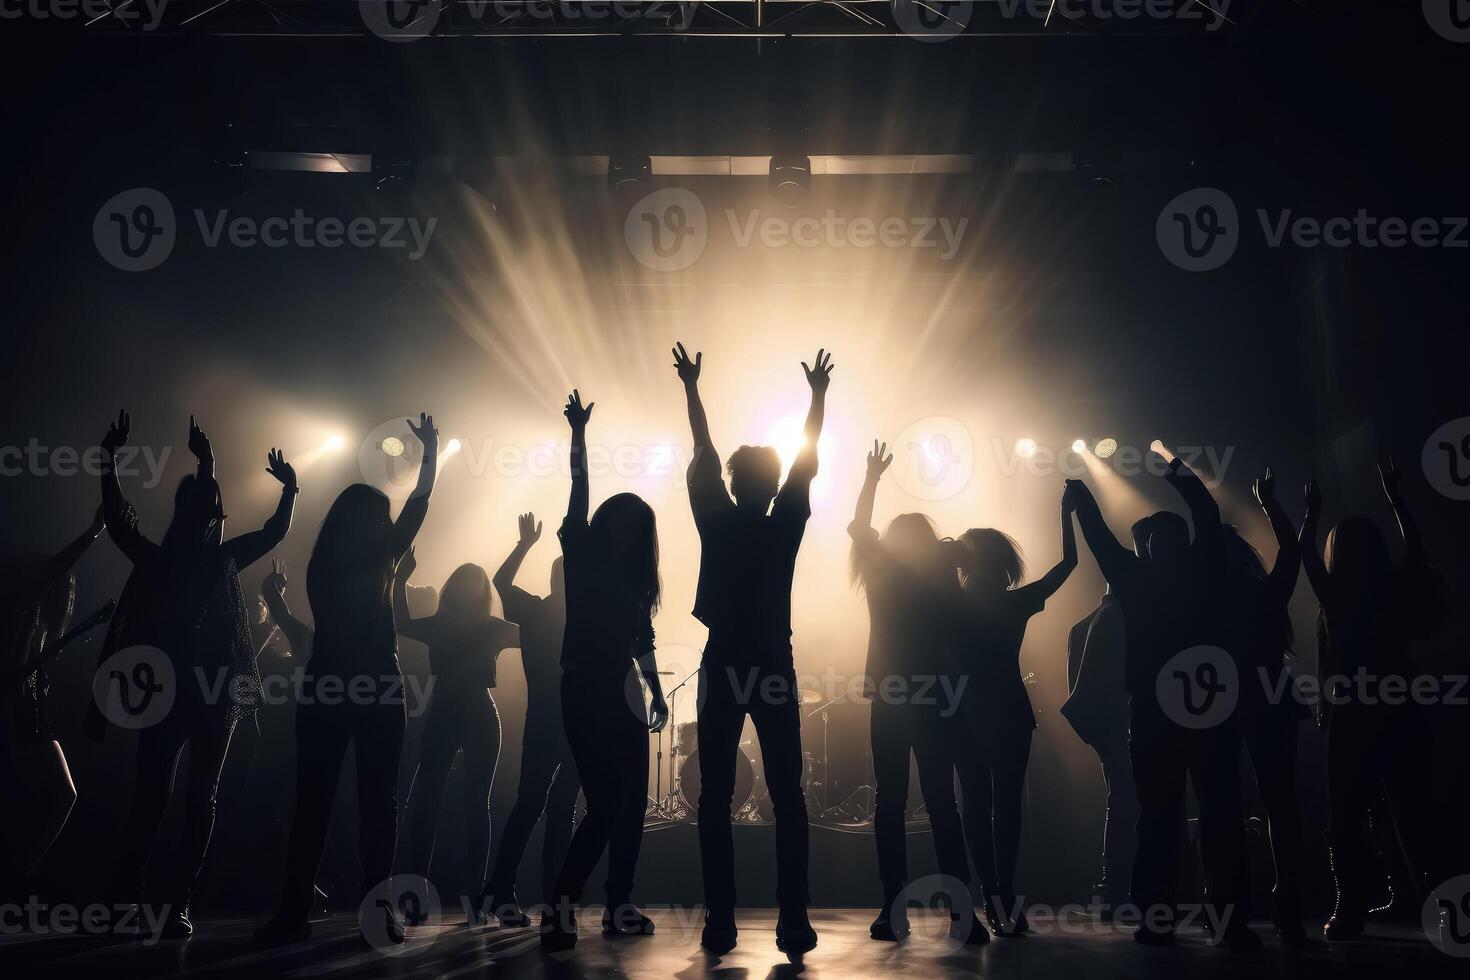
[1325, 516, 1393, 592]
[726, 445, 782, 513]
[1144, 511, 1190, 565]
[1130, 515, 1156, 558]
[162, 473, 226, 549]
[960, 527, 1026, 592]
[549, 555, 566, 598]
[308, 484, 393, 604]
[439, 563, 492, 622]
[1221, 525, 1267, 580]
[851, 513, 946, 588]
[589, 492, 661, 613]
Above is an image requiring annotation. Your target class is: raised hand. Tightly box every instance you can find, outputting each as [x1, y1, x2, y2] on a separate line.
[1253, 467, 1276, 508]
[1062, 479, 1082, 513]
[187, 415, 213, 464]
[262, 558, 288, 597]
[802, 348, 834, 393]
[1304, 477, 1322, 516]
[564, 389, 595, 430]
[1378, 458, 1401, 502]
[672, 342, 702, 385]
[517, 511, 543, 547]
[396, 546, 417, 581]
[102, 410, 131, 453]
[866, 440, 893, 480]
[266, 448, 297, 490]
[406, 413, 438, 454]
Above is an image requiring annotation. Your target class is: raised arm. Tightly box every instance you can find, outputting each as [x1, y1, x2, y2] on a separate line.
[227, 448, 298, 570]
[850, 440, 891, 535]
[187, 415, 215, 483]
[99, 410, 155, 566]
[1253, 468, 1301, 605]
[1162, 455, 1222, 555]
[38, 507, 107, 596]
[260, 560, 312, 659]
[391, 547, 435, 643]
[673, 342, 719, 477]
[1016, 485, 1079, 606]
[785, 349, 833, 491]
[1297, 478, 1330, 602]
[1379, 460, 1426, 566]
[494, 512, 542, 613]
[391, 413, 438, 558]
[564, 390, 594, 527]
[1065, 478, 1136, 586]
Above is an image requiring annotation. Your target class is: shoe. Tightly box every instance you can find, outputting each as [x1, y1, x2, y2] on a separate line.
[158, 905, 194, 941]
[603, 899, 655, 936]
[869, 908, 910, 941]
[949, 913, 991, 945]
[1014, 908, 1031, 935]
[1272, 886, 1306, 945]
[1134, 926, 1176, 947]
[1324, 830, 1367, 942]
[480, 888, 531, 928]
[701, 908, 738, 954]
[775, 909, 818, 955]
[253, 916, 312, 947]
[540, 905, 577, 952]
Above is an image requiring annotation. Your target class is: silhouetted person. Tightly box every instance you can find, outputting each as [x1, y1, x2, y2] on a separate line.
[674, 342, 830, 955]
[0, 508, 106, 891]
[541, 390, 668, 952]
[1069, 456, 1259, 952]
[1225, 469, 1307, 943]
[848, 441, 987, 945]
[1299, 462, 1446, 940]
[254, 413, 436, 947]
[953, 483, 1078, 935]
[480, 512, 577, 926]
[393, 547, 518, 923]
[91, 412, 296, 939]
[1059, 517, 1154, 912]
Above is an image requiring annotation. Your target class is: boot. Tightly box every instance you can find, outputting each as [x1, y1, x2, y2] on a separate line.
[479, 885, 531, 928]
[1272, 882, 1306, 945]
[540, 901, 578, 952]
[870, 882, 909, 941]
[603, 896, 655, 936]
[1324, 830, 1367, 941]
[775, 906, 818, 954]
[700, 907, 738, 954]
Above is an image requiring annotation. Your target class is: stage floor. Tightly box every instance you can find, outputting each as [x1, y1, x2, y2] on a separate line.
[1, 909, 1463, 979]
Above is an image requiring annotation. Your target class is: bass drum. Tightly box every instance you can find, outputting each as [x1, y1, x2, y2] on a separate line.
[679, 748, 754, 815]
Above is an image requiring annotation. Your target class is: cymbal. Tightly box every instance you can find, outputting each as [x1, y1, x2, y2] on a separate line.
[796, 689, 825, 704]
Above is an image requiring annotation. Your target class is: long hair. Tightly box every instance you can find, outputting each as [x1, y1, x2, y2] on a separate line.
[161, 473, 225, 551]
[849, 512, 944, 590]
[308, 483, 393, 615]
[960, 527, 1027, 589]
[589, 492, 661, 614]
[1324, 516, 1393, 591]
[439, 563, 493, 622]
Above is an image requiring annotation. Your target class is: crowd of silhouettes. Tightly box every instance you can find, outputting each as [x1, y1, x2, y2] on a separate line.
[0, 344, 1461, 959]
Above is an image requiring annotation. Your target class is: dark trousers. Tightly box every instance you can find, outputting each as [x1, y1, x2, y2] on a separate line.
[553, 674, 647, 905]
[697, 660, 809, 912]
[1241, 704, 1304, 909]
[954, 725, 1032, 904]
[870, 701, 970, 896]
[401, 689, 501, 885]
[485, 723, 580, 903]
[1088, 732, 1138, 902]
[112, 696, 235, 905]
[276, 694, 406, 924]
[1129, 704, 1249, 934]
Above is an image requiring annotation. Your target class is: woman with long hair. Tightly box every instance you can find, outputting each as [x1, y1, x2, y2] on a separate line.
[1300, 462, 1447, 940]
[255, 413, 436, 947]
[392, 549, 518, 922]
[953, 484, 1077, 935]
[1223, 469, 1308, 943]
[541, 390, 668, 951]
[849, 441, 987, 945]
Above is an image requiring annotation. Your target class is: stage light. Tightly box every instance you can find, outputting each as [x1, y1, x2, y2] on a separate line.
[446, 438, 462, 454]
[1072, 439, 1087, 455]
[382, 436, 405, 458]
[1094, 437, 1118, 459]
[769, 153, 812, 209]
[325, 434, 345, 451]
[1015, 437, 1038, 459]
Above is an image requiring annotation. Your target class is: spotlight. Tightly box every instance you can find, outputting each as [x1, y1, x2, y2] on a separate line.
[446, 438, 462, 454]
[1094, 437, 1118, 459]
[607, 154, 652, 194]
[1072, 439, 1087, 455]
[1015, 437, 1038, 459]
[325, 434, 346, 452]
[382, 436, 405, 458]
[769, 153, 812, 209]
